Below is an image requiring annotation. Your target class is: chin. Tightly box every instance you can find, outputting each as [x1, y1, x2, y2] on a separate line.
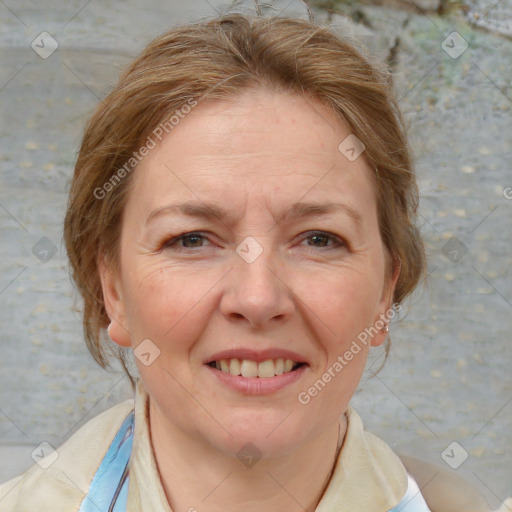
[212, 409, 311, 459]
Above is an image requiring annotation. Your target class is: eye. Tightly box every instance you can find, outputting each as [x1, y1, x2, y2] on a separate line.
[162, 232, 210, 250]
[180, 233, 206, 248]
[301, 231, 345, 249]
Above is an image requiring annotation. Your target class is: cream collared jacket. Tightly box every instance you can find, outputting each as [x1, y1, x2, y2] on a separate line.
[0, 381, 491, 512]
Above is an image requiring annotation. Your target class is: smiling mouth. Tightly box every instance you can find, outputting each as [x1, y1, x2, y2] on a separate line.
[207, 358, 305, 378]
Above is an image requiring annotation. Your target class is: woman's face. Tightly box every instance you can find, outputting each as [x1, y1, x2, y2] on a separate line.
[102, 88, 397, 458]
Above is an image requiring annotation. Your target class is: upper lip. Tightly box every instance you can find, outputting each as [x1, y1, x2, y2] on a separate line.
[205, 348, 308, 365]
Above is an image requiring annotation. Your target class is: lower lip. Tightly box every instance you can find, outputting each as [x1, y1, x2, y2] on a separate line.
[205, 364, 308, 395]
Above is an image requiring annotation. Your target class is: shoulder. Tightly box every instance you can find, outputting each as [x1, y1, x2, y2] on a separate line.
[342, 408, 430, 511]
[0, 399, 134, 512]
[399, 454, 493, 512]
[388, 473, 431, 511]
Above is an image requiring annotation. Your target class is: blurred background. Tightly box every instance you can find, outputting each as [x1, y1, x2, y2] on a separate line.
[0, 0, 510, 508]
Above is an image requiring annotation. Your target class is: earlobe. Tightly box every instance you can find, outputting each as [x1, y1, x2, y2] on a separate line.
[370, 320, 390, 348]
[371, 256, 400, 348]
[107, 319, 132, 348]
[98, 255, 132, 348]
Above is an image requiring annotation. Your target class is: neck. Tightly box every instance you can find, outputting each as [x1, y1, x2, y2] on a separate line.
[148, 400, 347, 512]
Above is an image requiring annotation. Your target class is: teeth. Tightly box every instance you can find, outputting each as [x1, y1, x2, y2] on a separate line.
[229, 358, 241, 376]
[214, 358, 299, 378]
[258, 359, 276, 378]
[274, 358, 284, 375]
[240, 359, 258, 377]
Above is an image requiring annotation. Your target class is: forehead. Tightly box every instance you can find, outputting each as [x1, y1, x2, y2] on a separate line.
[129, 88, 376, 218]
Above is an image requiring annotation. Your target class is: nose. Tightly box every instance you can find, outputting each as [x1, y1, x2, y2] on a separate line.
[219, 245, 295, 328]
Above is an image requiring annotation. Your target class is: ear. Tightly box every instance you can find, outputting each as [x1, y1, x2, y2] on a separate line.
[371, 257, 401, 348]
[98, 254, 132, 348]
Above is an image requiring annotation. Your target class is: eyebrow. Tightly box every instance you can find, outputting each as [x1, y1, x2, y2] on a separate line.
[281, 201, 363, 226]
[146, 202, 231, 225]
[146, 200, 363, 227]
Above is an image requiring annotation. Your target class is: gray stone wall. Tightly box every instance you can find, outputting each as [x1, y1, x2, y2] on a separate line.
[0, 0, 510, 507]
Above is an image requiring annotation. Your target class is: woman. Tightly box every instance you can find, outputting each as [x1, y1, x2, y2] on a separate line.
[0, 12, 504, 512]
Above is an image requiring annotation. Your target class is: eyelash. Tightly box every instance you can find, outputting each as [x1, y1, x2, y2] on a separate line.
[161, 231, 346, 251]
[300, 231, 345, 249]
[162, 232, 210, 251]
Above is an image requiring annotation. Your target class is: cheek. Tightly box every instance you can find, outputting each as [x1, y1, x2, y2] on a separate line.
[293, 266, 382, 336]
[122, 260, 219, 344]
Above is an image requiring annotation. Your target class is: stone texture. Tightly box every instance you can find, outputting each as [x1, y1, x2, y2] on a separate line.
[464, 0, 512, 39]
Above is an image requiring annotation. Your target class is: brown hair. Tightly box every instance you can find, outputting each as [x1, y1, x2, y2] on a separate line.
[64, 13, 426, 376]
